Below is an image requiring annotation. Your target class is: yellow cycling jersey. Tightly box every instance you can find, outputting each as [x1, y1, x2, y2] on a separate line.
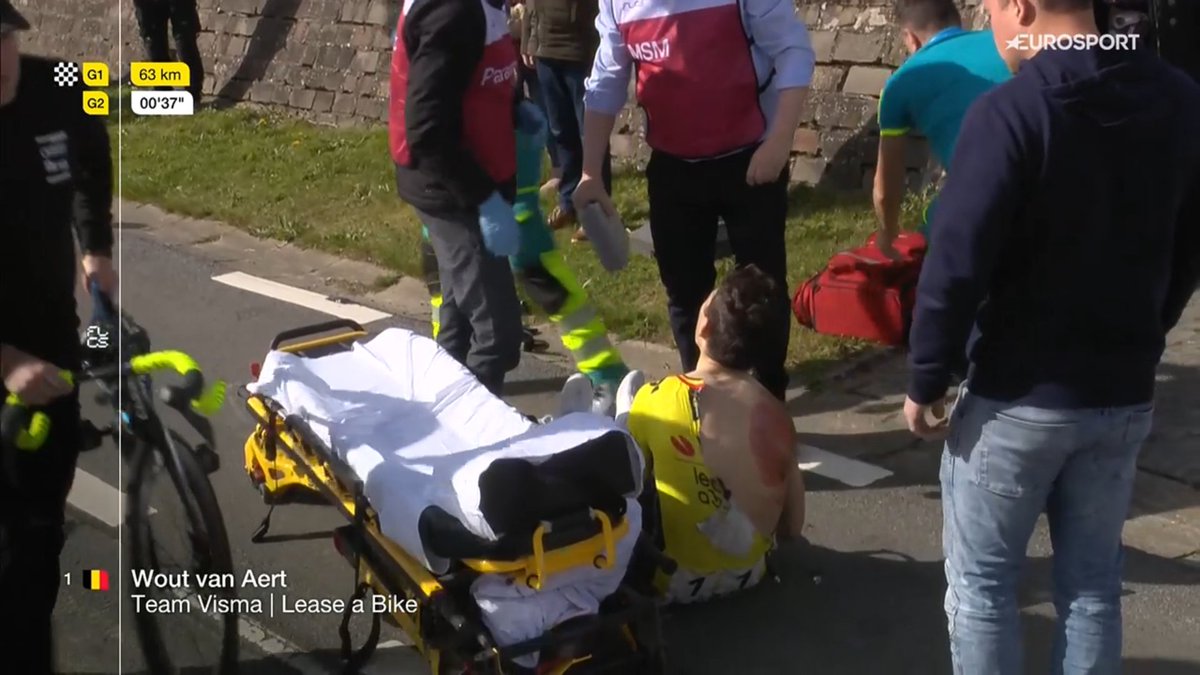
[627, 375, 772, 597]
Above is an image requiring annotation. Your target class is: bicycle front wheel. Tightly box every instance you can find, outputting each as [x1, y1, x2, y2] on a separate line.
[127, 435, 239, 674]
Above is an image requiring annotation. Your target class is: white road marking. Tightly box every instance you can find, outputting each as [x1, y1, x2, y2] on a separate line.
[795, 443, 893, 488]
[162, 587, 333, 675]
[67, 467, 156, 527]
[160, 580, 422, 674]
[231, 608, 422, 674]
[213, 271, 390, 325]
[784, 386, 807, 403]
[362, 639, 426, 675]
[234, 614, 333, 675]
[376, 639, 409, 648]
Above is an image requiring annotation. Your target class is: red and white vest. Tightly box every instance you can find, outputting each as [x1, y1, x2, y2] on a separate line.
[389, 0, 518, 183]
[617, 0, 766, 159]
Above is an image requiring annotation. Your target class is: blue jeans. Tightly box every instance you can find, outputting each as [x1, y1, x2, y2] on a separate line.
[941, 387, 1154, 675]
[536, 57, 612, 214]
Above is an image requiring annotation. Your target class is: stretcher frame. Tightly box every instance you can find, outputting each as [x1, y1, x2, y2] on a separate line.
[239, 319, 671, 675]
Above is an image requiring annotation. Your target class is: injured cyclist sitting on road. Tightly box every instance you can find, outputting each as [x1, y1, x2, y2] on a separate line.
[565, 265, 807, 604]
[246, 266, 805, 653]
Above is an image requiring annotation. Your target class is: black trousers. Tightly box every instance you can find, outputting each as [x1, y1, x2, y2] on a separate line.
[132, 0, 204, 99]
[0, 393, 82, 674]
[416, 206, 524, 397]
[645, 147, 792, 400]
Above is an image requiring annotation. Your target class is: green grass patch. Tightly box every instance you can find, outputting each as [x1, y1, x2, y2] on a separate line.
[113, 105, 928, 382]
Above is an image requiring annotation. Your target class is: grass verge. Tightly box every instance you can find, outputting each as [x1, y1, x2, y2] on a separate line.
[114, 104, 925, 382]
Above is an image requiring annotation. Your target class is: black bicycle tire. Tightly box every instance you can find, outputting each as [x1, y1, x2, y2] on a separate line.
[127, 437, 239, 674]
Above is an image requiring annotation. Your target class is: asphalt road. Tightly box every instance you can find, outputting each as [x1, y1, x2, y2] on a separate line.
[53, 229, 1200, 675]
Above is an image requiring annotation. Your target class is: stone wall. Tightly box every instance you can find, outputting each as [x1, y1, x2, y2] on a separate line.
[14, 0, 986, 190]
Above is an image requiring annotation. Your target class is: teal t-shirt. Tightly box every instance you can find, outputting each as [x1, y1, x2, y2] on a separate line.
[878, 28, 1011, 169]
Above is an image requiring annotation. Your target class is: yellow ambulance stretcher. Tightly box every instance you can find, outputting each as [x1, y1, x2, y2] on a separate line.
[238, 319, 674, 674]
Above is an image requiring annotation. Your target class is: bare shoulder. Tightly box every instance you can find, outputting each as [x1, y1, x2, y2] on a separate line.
[746, 386, 795, 488]
[749, 388, 794, 444]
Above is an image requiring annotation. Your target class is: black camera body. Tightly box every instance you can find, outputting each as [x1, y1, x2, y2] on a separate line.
[1095, 0, 1200, 81]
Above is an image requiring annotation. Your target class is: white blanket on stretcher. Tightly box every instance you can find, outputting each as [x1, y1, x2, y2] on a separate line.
[247, 328, 645, 654]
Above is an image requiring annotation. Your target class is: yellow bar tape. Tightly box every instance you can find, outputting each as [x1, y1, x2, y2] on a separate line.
[130, 350, 226, 415]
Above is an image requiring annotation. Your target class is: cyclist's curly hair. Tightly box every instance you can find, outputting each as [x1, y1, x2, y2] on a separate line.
[703, 264, 787, 372]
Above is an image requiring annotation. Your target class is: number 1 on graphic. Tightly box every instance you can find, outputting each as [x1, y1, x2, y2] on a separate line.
[63, 572, 70, 585]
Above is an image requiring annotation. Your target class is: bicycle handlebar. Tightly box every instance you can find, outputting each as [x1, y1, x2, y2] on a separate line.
[0, 371, 75, 451]
[0, 351, 227, 452]
[129, 350, 227, 416]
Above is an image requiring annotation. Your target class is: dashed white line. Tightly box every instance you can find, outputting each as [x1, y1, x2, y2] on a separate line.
[361, 639, 425, 675]
[68, 467, 155, 527]
[795, 442, 893, 488]
[212, 271, 390, 324]
[376, 639, 410, 649]
[162, 586, 333, 675]
[228, 608, 420, 674]
[149, 561, 418, 675]
[234, 613, 333, 675]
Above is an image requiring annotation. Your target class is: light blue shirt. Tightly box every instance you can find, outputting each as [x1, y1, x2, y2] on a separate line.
[583, 0, 815, 130]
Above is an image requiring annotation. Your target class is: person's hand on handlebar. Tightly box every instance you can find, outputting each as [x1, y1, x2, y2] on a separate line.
[81, 253, 118, 298]
[0, 345, 72, 406]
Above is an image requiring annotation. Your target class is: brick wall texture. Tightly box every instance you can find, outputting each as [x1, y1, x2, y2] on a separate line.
[13, 0, 988, 190]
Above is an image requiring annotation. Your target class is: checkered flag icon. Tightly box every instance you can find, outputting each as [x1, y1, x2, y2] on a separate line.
[53, 62, 79, 87]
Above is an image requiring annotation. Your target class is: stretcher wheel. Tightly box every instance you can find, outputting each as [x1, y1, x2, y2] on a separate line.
[248, 463, 277, 504]
[255, 480, 274, 504]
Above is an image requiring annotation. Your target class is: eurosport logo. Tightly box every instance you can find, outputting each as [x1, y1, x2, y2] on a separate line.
[1005, 33, 1141, 51]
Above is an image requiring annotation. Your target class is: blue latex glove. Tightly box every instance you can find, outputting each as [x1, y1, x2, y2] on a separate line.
[515, 99, 548, 153]
[478, 191, 521, 257]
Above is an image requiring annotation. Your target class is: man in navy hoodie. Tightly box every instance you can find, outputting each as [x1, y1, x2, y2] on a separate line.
[901, 0, 1200, 672]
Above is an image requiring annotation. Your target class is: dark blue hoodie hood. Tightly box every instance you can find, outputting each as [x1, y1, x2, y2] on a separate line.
[1019, 45, 1177, 128]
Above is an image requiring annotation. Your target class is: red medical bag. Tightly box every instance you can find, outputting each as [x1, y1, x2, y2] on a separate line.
[792, 232, 927, 346]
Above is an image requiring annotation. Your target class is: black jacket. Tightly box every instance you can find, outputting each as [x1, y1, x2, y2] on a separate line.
[390, 0, 517, 217]
[1, 56, 114, 368]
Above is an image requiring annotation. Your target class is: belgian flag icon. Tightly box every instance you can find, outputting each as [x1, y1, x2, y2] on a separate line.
[83, 569, 110, 591]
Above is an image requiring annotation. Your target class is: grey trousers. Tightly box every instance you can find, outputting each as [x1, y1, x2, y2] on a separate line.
[417, 206, 523, 396]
